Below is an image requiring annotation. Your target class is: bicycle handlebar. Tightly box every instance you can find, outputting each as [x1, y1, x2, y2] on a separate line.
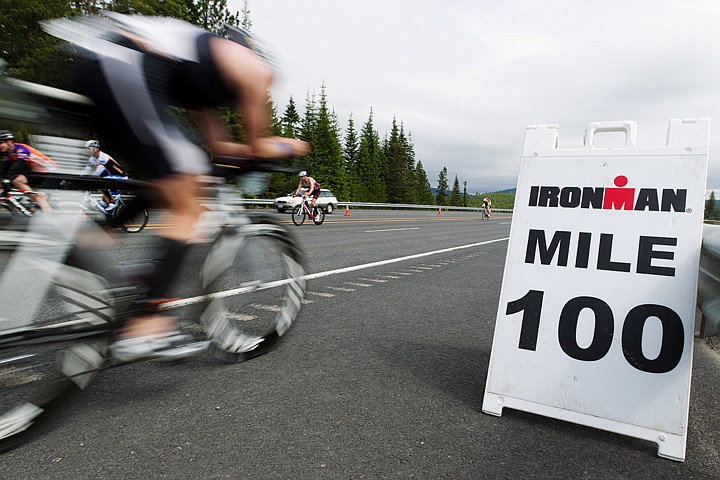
[211, 156, 297, 176]
[27, 156, 298, 192]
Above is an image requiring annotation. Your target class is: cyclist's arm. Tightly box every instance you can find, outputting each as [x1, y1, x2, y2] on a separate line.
[294, 180, 304, 196]
[200, 110, 309, 159]
[201, 110, 252, 157]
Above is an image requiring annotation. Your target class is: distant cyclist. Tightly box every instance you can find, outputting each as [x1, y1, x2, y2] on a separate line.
[82, 139, 128, 211]
[0, 130, 58, 211]
[482, 197, 492, 218]
[294, 171, 321, 210]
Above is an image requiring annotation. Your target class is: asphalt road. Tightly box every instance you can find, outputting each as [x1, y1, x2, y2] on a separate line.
[1, 209, 719, 479]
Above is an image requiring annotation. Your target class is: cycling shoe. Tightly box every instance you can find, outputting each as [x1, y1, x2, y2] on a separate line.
[110, 332, 209, 362]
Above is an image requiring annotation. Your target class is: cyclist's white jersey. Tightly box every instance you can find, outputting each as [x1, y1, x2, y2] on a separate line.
[101, 13, 208, 62]
[83, 152, 119, 176]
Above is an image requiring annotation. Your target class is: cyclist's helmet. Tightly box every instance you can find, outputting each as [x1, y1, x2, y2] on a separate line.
[299, 171, 307, 177]
[222, 24, 280, 77]
[0, 130, 14, 141]
[85, 139, 100, 149]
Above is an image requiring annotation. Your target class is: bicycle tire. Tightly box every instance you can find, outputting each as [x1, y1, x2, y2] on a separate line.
[0, 261, 114, 451]
[115, 204, 149, 233]
[199, 216, 306, 362]
[312, 206, 325, 225]
[0, 201, 17, 228]
[291, 205, 306, 226]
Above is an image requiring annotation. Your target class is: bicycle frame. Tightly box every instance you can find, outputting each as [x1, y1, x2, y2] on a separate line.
[1, 189, 37, 217]
[0, 166, 304, 354]
[300, 197, 316, 216]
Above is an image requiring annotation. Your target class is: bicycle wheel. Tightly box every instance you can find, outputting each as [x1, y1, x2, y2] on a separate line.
[0, 201, 17, 228]
[114, 202, 149, 233]
[0, 260, 113, 451]
[291, 205, 306, 226]
[199, 216, 306, 362]
[312, 206, 325, 225]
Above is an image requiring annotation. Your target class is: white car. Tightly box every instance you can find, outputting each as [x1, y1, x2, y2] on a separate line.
[274, 188, 338, 214]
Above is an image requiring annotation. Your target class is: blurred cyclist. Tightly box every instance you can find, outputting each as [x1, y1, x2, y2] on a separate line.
[0, 130, 58, 212]
[294, 171, 321, 210]
[82, 139, 128, 211]
[42, 14, 309, 360]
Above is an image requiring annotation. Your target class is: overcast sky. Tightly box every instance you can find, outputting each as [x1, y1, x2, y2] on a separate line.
[231, 0, 720, 195]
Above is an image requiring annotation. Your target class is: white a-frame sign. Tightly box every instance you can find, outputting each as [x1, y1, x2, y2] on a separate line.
[482, 119, 710, 461]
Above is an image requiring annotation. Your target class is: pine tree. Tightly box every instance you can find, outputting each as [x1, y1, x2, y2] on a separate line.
[189, 0, 240, 33]
[343, 114, 360, 200]
[706, 191, 717, 220]
[436, 167, 449, 206]
[449, 175, 462, 206]
[240, 0, 252, 29]
[402, 128, 417, 200]
[305, 84, 346, 199]
[354, 109, 386, 201]
[299, 89, 318, 149]
[386, 118, 412, 203]
[463, 181, 468, 207]
[281, 96, 301, 139]
[413, 160, 434, 205]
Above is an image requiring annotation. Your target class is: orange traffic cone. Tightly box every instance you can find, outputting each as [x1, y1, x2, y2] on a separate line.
[344, 203, 350, 216]
[438, 207, 442, 216]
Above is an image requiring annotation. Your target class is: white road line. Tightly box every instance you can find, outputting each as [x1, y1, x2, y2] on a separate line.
[157, 237, 510, 310]
[324, 286, 356, 292]
[357, 277, 388, 283]
[344, 281, 373, 287]
[308, 291, 335, 298]
[303, 237, 508, 281]
[365, 227, 420, 233]
[249, 303, 283, 312]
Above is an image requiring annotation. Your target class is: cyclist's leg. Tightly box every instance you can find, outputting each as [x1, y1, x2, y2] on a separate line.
[72, 53, 210, 359]
[101, 189, 113, 206]
[310, 187, 321, 210]
[11, 174, 52, 212]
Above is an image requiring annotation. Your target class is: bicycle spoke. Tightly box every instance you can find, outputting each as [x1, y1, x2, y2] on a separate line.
[199, 218, 306, 362]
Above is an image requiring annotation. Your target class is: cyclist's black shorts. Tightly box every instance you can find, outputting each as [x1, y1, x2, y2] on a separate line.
[10, 161, 32, 181]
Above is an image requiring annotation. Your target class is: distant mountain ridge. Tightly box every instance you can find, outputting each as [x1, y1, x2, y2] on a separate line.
[431, 187, 516, 195]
